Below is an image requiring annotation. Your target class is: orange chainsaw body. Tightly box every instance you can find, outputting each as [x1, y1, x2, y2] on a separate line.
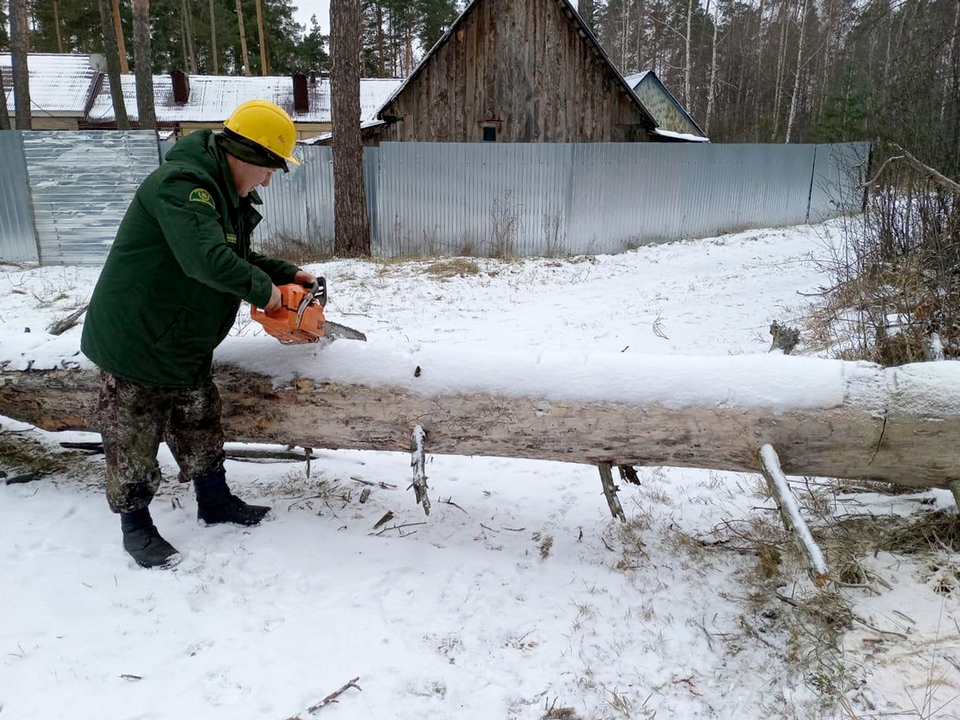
[250, 283, 326, 344]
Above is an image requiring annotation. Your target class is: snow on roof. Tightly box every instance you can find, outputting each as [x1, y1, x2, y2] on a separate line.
[299, 119, 387, 145]
[1, 53, 99, 116]
[654, 127, 710, 142]
[622, 71, 651, 88]
[87, 74, 403, 125]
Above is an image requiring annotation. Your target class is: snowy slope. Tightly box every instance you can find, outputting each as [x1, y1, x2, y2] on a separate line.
[1, 222, 958, 720]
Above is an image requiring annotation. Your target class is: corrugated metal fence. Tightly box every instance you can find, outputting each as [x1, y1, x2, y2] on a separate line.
[258, 141, 868, 257]
[0, 132, 37, 263]
[1, 133, 869, 265]
[23, 131, 161, 265]
[0, 130, 160, 265]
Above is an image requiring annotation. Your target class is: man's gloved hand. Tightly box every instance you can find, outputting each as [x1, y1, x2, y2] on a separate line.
[294, 270, 317, 288]
[265, 284, 283, 313]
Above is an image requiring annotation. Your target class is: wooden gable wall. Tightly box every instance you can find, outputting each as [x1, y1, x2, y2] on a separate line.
[377, 0, 655, 143]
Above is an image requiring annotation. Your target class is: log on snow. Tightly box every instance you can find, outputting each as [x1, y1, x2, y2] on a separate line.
[2, 340, 960, 488]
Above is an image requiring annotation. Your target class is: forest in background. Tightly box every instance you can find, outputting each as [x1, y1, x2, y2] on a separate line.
[1, 0, 958, 174]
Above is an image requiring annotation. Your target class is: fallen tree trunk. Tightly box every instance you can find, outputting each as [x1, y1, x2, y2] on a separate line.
[2, 339, 960, 488]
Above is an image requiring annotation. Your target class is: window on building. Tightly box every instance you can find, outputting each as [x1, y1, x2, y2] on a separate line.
[482, 126, 497, 142]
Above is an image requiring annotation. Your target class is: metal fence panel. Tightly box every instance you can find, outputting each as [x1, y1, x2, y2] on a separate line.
[0, 132, 38, 263]
[808, 142, 870, 223]
[22, 130, 159, 265]
[567, 143, 819, 253]
[252, 144, 336, 256]
[368, 142, 837, 257]
[374, 142, 573, 257]
[3, 135, 870, 265]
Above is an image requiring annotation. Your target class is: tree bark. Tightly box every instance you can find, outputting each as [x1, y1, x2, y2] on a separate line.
[3, 352, 960, 489]
[331, 0, 371, 256]
[705, 1, 720, 133]
[97, 0, 130, 129]
[235, 0, 252, 76]
[53, 0, 65, 54]
[8, 0, 31, 130]
[209, 0, 220, 74]
[0, 62, 11, 130]
[785, 0, 807, 143]
[254, 0, 269, 75]
[180, 0, 198, 73]
[685, 0, 693, 108]
[111, 0, 130, 73]
[132, 0, 157, 129]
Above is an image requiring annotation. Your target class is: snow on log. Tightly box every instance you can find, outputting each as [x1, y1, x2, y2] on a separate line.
[2, 336, 960, 488]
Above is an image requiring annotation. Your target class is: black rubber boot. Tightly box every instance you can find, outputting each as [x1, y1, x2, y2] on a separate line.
[194, 471, 270, 526]
[120, 508, 180, 569]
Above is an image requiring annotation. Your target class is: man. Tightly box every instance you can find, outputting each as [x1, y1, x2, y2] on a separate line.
[81, 100, 316, 569]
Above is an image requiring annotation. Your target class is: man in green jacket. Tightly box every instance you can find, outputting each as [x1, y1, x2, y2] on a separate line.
[82, 100, 316, 569]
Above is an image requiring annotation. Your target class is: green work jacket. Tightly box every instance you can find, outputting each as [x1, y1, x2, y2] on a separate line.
[81, 130, 299, 387]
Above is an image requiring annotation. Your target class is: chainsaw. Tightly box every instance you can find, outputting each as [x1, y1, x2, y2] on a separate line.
[250, 277, 367, 344]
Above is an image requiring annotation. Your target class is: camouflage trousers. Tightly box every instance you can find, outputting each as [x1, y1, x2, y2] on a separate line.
[97, 373, 226, 514]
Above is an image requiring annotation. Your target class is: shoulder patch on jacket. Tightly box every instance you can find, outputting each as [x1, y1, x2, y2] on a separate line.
[188, 188, 215, 209]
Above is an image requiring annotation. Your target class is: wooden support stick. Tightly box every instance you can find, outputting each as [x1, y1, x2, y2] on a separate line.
[949, 479, 960, 513]
[410, 425, 430, 516]
[758, 444, 829, 586]
[598, 462, 626, 523]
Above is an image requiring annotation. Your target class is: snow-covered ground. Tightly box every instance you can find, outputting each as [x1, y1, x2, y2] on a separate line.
[1, 222, 958, 720]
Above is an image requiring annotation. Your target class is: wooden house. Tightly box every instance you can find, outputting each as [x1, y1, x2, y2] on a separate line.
[370, 0, 664, 144]
[623, 71, 709, 142]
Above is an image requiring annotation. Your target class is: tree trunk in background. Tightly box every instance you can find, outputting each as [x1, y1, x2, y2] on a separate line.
[685, 0, 693, 108]
[950, 0, 960, 168]
[235, 0, 252, 75]
[98, 0, 130, 129]
[180, 0, 198, 73]
[376, 4, 385, 77]
[209, 0, 220, 74]
[331, 0, 371, 256]
[771, 0, 789, 140]
[785, 0, 807, 143]
[111, 0, 130, 73]
[254, 0, 269, 75]
[132, 0, 157, 129]
[9, 0, 31, 130]
[0, 70, 11, 130]
[53, 0, 65, 53]
[705, 2, 720, 133]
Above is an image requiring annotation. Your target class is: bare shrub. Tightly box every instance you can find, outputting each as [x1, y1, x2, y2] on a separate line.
[810, 144, 960, 365]
[258, 231, 334, 266]
[542, 211, 565, 258]
[489, 191, 522, 258]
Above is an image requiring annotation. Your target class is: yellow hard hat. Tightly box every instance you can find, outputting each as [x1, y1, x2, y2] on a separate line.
[224, 99, 301, 168]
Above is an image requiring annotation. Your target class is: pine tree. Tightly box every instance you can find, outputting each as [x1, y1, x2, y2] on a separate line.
[331, 0, 371, 255]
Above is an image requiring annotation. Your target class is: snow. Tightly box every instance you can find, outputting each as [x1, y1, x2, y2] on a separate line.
[1, 53, 99, 117]
[1, 221, 958, 720]
[653, 128, 711, 143]
[86, 75, 402, 125]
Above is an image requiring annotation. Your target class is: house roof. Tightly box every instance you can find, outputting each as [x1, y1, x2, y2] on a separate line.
[87, 73, 403, 125]
[623, 70, 708, 141]
[1, 53, 100, 117]
[377, 0, 658, 132]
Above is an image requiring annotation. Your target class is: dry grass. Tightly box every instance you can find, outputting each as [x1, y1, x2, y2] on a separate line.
[257, 233, 334, 266]
[422, 258, 483, 279]
[0, 430, 97, 479]
[807, 146, 960, 365]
